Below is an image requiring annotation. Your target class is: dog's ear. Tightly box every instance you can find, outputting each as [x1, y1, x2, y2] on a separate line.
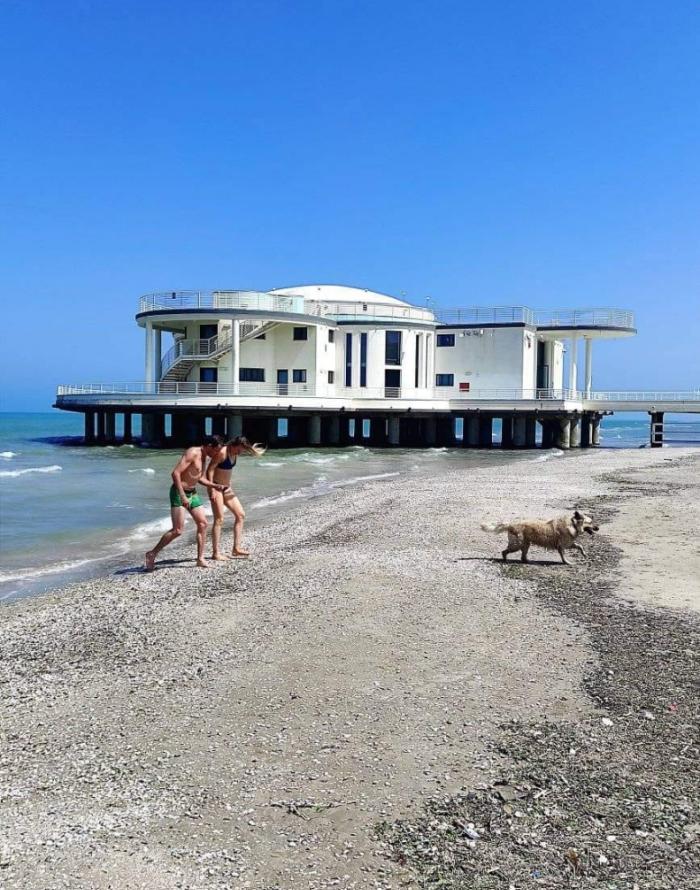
[573, 510, 583, 520]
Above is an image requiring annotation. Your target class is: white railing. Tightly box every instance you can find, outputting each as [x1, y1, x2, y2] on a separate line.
[435, 306, 635, 330]
[55, 383, 700, 405]
[305, 299, 435, 323]
[139, 290, 306, 314]
[160, 332, 233, 375]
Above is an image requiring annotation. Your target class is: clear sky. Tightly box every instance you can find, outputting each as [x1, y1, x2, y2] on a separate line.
[1, 0, 698, 410]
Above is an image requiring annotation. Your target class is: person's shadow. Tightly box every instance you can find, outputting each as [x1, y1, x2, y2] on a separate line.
[115, 557, 195, 575]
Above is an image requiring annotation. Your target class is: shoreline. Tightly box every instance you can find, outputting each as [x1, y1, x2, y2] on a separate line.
[1, 447, 698, 888]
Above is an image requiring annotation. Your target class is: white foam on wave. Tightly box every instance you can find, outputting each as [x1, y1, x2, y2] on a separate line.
[249, 471, 400, 509]
[0, 451, 18, 459]
[531, 449, 565, 463]
[0, 555, 103, 589]
[0, 465, 62, 478]
[128, 467, 156, 475]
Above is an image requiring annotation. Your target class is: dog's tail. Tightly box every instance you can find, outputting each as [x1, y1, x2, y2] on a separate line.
[480, 522, 510, 534]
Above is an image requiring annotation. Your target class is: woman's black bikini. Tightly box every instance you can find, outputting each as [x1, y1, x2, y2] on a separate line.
[218, 452, 237, 472]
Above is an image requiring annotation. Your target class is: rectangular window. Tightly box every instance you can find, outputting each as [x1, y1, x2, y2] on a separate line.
[328, 370, 335, 384]
[199, 367, 218, 383]
[292, 369, 307, 383]
[437, 333, 455, 347]
[385, 330, 401, 365]
[436, 373, 454, 387]
[328, 329, 335, 343]
[239, 367, 265, 382]
[293, 326, 308, 341]
[199, 324, 217, 340]
[360, 332, 367, 387]
[345, 333, 353, 386]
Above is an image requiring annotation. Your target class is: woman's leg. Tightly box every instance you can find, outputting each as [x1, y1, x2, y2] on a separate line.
[209, 490, 227, 560]
[224, 493, 248, 557]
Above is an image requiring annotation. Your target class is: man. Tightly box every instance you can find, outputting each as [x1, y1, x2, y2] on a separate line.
[144, 435, 227, 571]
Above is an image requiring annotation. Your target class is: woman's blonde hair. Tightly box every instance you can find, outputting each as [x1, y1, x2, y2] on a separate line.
[227, 436, 266, 457]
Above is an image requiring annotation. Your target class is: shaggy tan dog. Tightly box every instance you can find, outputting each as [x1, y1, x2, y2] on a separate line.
[481, 510, 599, 565]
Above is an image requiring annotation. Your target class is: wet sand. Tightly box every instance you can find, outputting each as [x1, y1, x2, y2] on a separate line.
[1, 447, 698, 889]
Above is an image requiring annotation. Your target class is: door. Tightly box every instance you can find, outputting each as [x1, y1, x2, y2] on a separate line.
[277, 369, 289, 395]
[384, 369, 401, 398]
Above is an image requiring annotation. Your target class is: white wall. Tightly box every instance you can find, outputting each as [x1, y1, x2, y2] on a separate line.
[334, 326, 433, 394]
[434, 327, 528, 395]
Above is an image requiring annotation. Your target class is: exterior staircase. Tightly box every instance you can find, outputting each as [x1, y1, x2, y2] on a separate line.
[160, 322, 280, 382]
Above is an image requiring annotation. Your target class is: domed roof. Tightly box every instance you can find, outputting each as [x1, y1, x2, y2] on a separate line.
[271, 284, 414, 308]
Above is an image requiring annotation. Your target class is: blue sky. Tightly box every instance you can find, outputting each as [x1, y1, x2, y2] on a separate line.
[1, 0, 698, 410]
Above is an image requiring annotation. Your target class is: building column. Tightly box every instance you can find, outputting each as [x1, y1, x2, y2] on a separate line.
[591, 414, 602, 446]
[308, 414, 321, 446]
[268, 416, 279, 446]
[145, 321, 154, 390]
[212, 415, 226, 437]
[569, 414, 581, 448]
[650, 411, 664, 448]
[423, 416, 437, 446]
[478, 415, 493, 447]
[141, 412, 156, 446]
[84, 411, 95, 444]
[501, 416, 514, 448]
[154, 329, 162, 383]
[568, 336, 578, 396]
[328, 415, 340, 445]
[226, 413, 243, 439]
[105, 412, 116, 443]
[466, 415, 479, 447]
[580, 414, 592, 447]
[96, 411, 106, 443]
[122, 412, 132, 443]
[230, 320, 240, 394]
[387, 415, 400, 446]
[525, 416, 537, 448]
[513, 415, 527, 448]
[556, 416, 571, 450]
[584, 338, 593, 397]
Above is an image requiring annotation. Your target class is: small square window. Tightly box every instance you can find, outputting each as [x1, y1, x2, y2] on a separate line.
[437, 333, 455, 347]
[328, 329, 335, 343]
[293, 327, 308, 341]
[292, 369, 307, 383]
[328, 370, 335, 384]
[436, 374, 454, 387]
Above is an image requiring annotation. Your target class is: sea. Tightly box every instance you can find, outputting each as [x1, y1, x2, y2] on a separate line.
[1, 411, 698, 603]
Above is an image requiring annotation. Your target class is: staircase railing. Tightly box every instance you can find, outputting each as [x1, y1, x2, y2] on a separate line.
[160, 332, 233, 377]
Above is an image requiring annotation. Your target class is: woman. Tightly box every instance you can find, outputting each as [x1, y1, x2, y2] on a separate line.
[206, 436, 266, 560]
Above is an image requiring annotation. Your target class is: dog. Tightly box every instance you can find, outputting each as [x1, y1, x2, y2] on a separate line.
[481, 510, 599, 565]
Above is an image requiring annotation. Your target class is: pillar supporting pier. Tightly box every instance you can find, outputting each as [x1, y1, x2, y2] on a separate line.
[513, 415, 527, 448]
[226, 413, 243, 439]
[591, 413, 602, 446]
[387, 415, 400, 446]
[95, 411, 106, 443]
[525, 416, 537, 448]
[650, 411, 664, 448]
[84, 411, 95, 444]
[556, 415, 571, 450]
[569, 414, 581, 448]
[122, 412, 133, 444]
[501, 416, 514, 449]
[478, 415, 493, 448]
[466, 415, 479, 447]
[423, 416, 437, 446]
[308, 414, 322, 446]
[328, 415, 340, 446]
[105, 413, 116, 443]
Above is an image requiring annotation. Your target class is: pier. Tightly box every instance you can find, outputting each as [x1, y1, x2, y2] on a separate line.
[56, 386, 700, 449]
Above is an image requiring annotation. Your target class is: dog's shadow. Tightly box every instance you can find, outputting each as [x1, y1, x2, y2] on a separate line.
[457, 556, 569, 568]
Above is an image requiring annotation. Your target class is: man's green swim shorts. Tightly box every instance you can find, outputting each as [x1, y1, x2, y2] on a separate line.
[169, 485, 203, 509]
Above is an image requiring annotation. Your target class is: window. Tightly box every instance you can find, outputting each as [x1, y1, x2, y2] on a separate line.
[436, 374, 454, 387]
[239, 367, 265, 382]
[345, 333, 352, 386]
[199, 324, 217, 340]
[292, 369, 307, 383]
[385, 330, 401, 365]
[328, 370, 335, 384]
[437, 333, 455, 347]
[328, 329, 335, 343]
[293, 327, 308, 341]
[360, 332, 367, 387]
[199, 367, 218, 383]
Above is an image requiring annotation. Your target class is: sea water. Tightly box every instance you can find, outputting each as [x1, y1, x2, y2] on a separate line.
[1, 411, 697, 602]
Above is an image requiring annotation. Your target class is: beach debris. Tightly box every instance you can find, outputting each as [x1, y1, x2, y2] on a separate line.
[601, 717, 614, 727]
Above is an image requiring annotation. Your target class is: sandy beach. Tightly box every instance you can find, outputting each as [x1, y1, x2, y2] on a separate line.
[1, 447, 699, 889]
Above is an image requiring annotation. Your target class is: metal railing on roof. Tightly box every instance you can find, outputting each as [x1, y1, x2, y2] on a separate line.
[434, 306, 635, 329]
[139, 290, 306, 314]
[305, 299, 435, 323]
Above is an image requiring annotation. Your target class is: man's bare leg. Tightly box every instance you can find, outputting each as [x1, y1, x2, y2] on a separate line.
[227, 495, 249, 557]
[145, 508, 185, 571]
[191, 506, 210, 568]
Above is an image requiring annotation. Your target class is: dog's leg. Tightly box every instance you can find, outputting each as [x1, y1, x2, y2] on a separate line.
[502, 535, 521, 562]
[520, 542, 530, 563]
[573, 542, 586, 557]
[558, 546, 570, 565]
